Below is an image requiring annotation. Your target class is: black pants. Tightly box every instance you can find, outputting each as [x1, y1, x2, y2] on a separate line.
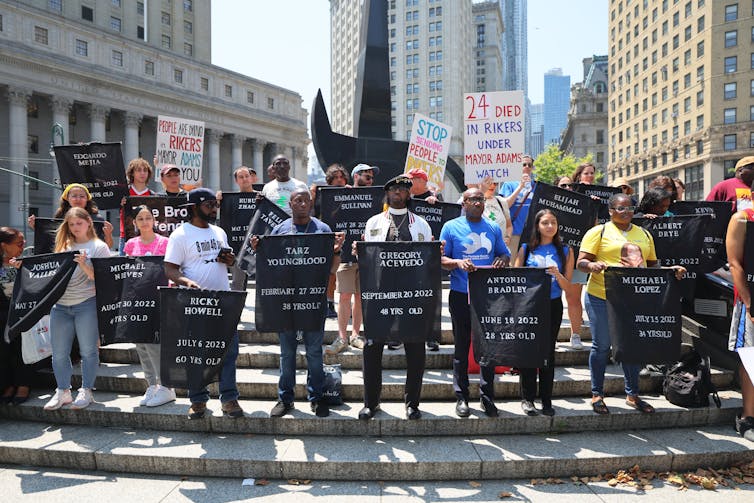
[448, 290, 495, 402]
[519, 297, 563, 406]
[363, 340, 425, 409]
[0, 326, 38, 389]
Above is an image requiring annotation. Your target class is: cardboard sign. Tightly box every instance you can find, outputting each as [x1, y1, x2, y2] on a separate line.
[155, 115, 205, 185]
[403, 113, 453, 191]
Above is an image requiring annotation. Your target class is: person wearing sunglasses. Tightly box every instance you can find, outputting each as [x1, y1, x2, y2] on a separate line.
[499, 155, 536, 262]
[260, 155, 308, 216]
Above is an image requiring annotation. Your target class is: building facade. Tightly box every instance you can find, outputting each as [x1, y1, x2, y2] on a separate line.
[500, 0, 530, 151]
[529, 102, 544, 157]
[543, 68, 571, 146]
[0, 0, 308, 231]
[472, 1, 504, 93]
[607, 0, 754, 200]
[560, 56, 609, 178]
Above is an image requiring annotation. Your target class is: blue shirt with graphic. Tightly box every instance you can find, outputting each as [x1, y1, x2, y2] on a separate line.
[440, 216, 510, 293]
[499, 180, 535, 235]
[521, 242, 569, 299]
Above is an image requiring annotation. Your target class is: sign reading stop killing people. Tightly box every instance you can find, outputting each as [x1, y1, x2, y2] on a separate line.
[53, 142, 128, 210]
[463, 90, 525, 185]
[403, 113, 453, 192]
[468, 268, 551, 368]
[155, 115, 205, 186]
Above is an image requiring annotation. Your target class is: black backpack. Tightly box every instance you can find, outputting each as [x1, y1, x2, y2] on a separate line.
[663, 350, 721, 408]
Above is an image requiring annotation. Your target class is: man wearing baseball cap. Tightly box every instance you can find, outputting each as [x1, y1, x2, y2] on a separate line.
[164, 187, 243, 420]
[407, 168, 443, 203]
[159, 164, 187, 197]
[707, 156, 754, 212]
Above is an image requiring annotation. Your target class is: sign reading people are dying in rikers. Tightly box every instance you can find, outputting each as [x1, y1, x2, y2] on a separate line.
[403, 113, 453, 192]
[463, 90, 525, 185]
[155, 115, 205, 186]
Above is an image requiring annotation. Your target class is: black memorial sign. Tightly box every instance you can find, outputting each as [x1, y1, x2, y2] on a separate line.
[670, 200, 732, 272]
[746, 221, 754, 299]
[520, 182, 600, 251]
[122, 196, 190, 241]
[218, 192, 259, 254]
[357, 241, 441, 343]
[159, 288, 247, 390]
[255, 233, 335, 332]
[4, 252, 77, 341]
[236, 198, 289, 278]
[605, 267, 682, 365]
[93, 256, 168, 345]
[33, 217, 106, 254]
[410, 200, 461, 241]
[53, 142, 128, 210]
[320, 186, 384, 264]
[468, 267, 551, 368]
[572, 183, 620, 224]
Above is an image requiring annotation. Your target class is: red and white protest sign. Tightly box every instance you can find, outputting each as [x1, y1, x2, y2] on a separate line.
[155, 115, 205, 185]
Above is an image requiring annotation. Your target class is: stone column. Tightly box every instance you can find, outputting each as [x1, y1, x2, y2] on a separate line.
[50, 96, 72, 205]
[122, 112, 143, 165]
[206, 129, 223, 190]
[7, 87, 30, 229]
[88, 104, 108, 142]
[231, 134, 244, 189]
[251, 139, 266, 179]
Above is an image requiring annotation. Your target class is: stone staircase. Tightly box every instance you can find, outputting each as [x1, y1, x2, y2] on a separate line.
[0, 282, 751, 481]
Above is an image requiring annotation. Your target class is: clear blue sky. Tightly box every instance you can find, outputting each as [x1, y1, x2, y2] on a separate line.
[211, 0, 607, 112]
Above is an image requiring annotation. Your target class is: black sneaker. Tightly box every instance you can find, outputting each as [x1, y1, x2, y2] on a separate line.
[326, 301, 337, 318]
[481, 396, 499, 417]
[406, 406, 422, 420]
[521, 400, 538, 416]
[455, 399, 470, 418]
[426, 340, 440, 352]
[387, 341, 402, 350]
[311, 401, 330, 418]
[735, 414, 754, 441]
[270, 401, 294, 417]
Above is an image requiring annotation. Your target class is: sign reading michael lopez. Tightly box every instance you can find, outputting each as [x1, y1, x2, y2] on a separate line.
[403, 113, 453, 192]
[155, 115, 205, 186]
[463, 90, 525, 185]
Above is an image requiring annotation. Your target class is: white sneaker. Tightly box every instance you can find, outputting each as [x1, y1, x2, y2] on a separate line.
[70, 388, 94, 410]
[139, 385, 158, 406]
[570, 334, 585, 350]
[43, 389, 72, 410]
[146, 385, 176, 407]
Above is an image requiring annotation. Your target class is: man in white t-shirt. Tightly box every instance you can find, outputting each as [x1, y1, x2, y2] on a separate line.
[261, 155, 308, 215]
[164, 188, 243, 420]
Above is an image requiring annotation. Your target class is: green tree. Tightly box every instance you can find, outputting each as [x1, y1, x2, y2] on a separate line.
[533, 144, 599, 184]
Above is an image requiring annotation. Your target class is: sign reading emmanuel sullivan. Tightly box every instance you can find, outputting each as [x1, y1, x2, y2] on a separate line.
[319, 187, 384, 264]
[357, 241, 441, 343]
[159, 288, 247, 390]
[93, 256, 168, 345]
[255, 233, 335, 332]
[468, 267, 551, 368]
[54, 142, 128, 210]
[605, 267, 681, 365]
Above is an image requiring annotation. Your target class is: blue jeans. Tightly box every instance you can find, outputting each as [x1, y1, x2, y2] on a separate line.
[188, 332, 239, 404]
[585, 293, 640, 397]
[278, 330, 324, 404]
[50, 297, 99, 390]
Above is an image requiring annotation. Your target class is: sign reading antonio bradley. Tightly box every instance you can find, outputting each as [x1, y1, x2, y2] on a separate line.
[155, 115, 205, 185]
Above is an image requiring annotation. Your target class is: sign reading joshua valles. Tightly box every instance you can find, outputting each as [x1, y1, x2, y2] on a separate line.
[155, 115, 205, 185]
[403, 113, 453, 192]
[463, 90, 525, 185]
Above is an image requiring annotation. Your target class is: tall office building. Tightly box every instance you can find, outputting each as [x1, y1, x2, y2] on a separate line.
[0, 0, 308, 230]
[529, 102, 544, 157]
[607, 0, 754, 199]
[472, 1, 504, 93]
[544, 68, 571, 146]
[329, 0, 364, 138]
[560, 56, 609, 177]
[500, 0, 527, 94]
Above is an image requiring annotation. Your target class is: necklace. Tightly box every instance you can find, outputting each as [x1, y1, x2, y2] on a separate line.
[389, 213, 409, 240]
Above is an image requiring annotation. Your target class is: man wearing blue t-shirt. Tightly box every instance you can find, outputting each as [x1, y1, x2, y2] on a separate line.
[440, 188, 511, 418]
[499, 155, 536, 261]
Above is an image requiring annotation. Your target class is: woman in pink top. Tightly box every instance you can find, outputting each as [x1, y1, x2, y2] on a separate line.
[124, 206, 173, 407]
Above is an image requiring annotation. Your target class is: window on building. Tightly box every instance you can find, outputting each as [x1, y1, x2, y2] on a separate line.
[751, 105, 754, 121]
[685, 165, 704, 200]
[684, 120, 691, 135]
[184, 0, 193, 12]
[111, 50, 123, 67]
[596, 130, 605, 144]
[184, 21, 193, 34]
[697, 15, 704, 32]
[162, 12, 171, 25]
[137, 2, 144, 15]
[247, 91, 254, 104]
[162, 35, 171, 49]
[684, 25, 691, 41]
[174, 69, 183, 84]
[200, 77, 209, 91]
[268, 97, 274, 109]
[75, 39, 88, 56]
[81, 6, 93, 22]
[144, 60, 154, 75]
[137, 26, 144, 39]
[725, 30, 737, 47]
[184, 43, 193, 56]
[724, 82, 737, 99]
[48, 0, 62, 12]
[696, 114, 704, 130]
[725, 56, 737, 73]
[112, 0, 121, 7]
[696, 90, 704, 105]
[110, 16, 121, 32]
[697, 40, 704, 57]
[750, 132, 754, 148]
[27, 135, 38, 154]
[34, 26, 48, 45]
[724, 134, 737, 151]
[724, 108, 737, 124]
[225, 85, 232, 98]
[725, 3, 738, 21]
[751, 79, 754, 96]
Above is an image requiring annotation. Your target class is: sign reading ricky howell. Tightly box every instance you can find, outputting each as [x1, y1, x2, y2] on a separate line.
[357, 241, 441, 343]
[468, 268, 551, 368]
[255, 233, 335, 332]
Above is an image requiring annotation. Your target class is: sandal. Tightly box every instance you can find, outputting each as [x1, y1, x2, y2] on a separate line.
[591, 397, 610, 415]
[626, 397, 655, 413]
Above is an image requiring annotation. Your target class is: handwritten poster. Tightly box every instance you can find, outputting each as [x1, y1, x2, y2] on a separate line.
[155, 115, 205, 185]
[403, 113, 453, 192]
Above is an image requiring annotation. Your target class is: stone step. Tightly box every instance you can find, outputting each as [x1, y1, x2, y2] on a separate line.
[98, 341, 594, 369]
[53, 363, 736, 401]
[0, 391, 742, 438]
[0, 418, 751, 481]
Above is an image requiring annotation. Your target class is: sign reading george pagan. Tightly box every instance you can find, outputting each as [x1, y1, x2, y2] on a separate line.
[605, 267, 682, 364]
[236, 197, 289, 277]
[468, 268, 551, 368]
[33, 217, 106, 254]
[670, 200, 733, 272]
[255, 233, 335, 331]
[410, 200, 462, 241]
[54, 142, 128, 210]
[357, 241, 441, 343]
[93, 256, 168, 345]
[159, 288, 247, 390]
[571, 183, 620, 224]
[519, 183, 601, 251]
[155, 115, 205, 186]
[218, 192, 259, 254]
[320, 186, 384, 264]
[4, 252, 77, 341]
[122, 196, 191, 241]
[633, 215, 708, 298]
